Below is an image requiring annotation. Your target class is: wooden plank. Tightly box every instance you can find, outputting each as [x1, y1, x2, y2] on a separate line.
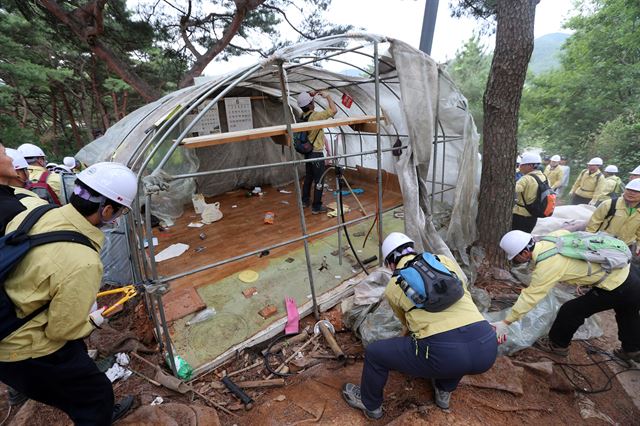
[181, 115, 378, 149]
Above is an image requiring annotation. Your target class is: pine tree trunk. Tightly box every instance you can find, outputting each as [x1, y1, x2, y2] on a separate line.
[476, 0, 538, 267]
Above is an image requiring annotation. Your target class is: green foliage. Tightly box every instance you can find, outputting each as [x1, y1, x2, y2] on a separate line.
[519, 0, 640, 172]
[445, 35, 491, 135]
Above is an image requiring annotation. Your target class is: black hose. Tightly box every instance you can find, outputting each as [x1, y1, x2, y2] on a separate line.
[262, 334, 296, 377]
[337, 167, 369, 275]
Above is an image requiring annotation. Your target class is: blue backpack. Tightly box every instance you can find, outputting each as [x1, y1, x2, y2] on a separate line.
[293, 113, 313, 154]
[394, 253, 464, 312]
[0, 204, 96, 341]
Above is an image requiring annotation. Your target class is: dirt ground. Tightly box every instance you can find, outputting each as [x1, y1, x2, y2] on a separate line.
[1, 290, 639, 425]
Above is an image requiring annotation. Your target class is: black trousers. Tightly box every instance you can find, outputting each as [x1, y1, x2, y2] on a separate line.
[512, 214, 537, 233]
[302, 151, 325, 209]
[571, 194, 592, 205]
[549, 264, 640, 352]
[0, 340, 114, 426]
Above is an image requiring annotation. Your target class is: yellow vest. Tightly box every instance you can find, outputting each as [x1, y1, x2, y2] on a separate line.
[304, 109, 336, 152]
[385, 254, 485, 339]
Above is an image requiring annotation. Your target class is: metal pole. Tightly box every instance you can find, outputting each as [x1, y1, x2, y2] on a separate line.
[419, 0, 440, 55]
[154, 291, 178, 376]
[374, 42, 384, 266]
[144, 193, 159, 282]
[276, 61, 320, 320]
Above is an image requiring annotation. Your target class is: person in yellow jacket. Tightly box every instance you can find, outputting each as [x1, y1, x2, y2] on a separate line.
[493, 230, 640, 362]
[513, 152, 549, 233]
[570, 157, 606, 205]
[591, 165, 625, 205]
[297, 91, 337, 215]
[544, 154, 564, 190]
[0, 162, 138, 425]
[16, 143, 63, 205]
[5, 148, 48, 209]
[341, 233, 498, 419]
[586, 179, 640, 255]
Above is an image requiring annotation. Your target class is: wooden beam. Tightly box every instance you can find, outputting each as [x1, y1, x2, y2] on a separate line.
[181, 115, 379, 149]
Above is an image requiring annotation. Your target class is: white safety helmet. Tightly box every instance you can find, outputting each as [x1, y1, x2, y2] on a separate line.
[77, 162, 138, 209]
[499, 230, 533, 260]
[631, 165, 640, 176]
[516, 155, 521, 164]
[45, 162, 58, 171]
[604, 165, 618, 173]
[5, 148, 28, 170]
[587, 157, 603, 166]
[381, 232, 415, 265]
[296, 92, 314, 108]
[520, 152, 542, 165]
[17, 143, 46, 158]
[550, 155, 561, 162]
[63, 156, 77, 169]
[626, 179, 640, 192]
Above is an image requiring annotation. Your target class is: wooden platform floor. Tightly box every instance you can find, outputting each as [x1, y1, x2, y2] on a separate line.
[149, 169, 403, 323]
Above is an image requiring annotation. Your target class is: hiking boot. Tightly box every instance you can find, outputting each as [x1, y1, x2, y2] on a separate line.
[614, 348, 640, 364]
[341, 383, 383, 420]
[112, 395, 134, 423]
[431, 379, 451, 409]
[534, 337, 569, 357]
[312, 205, 328, 215]
[7, 387, 27, 406]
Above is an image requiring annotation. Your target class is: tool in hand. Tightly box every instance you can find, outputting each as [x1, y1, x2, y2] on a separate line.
[96, 285, 138, 316]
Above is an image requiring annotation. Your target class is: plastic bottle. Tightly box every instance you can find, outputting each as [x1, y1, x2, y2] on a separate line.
[186, 307, 216, 326]
[166, 353, 193, 380]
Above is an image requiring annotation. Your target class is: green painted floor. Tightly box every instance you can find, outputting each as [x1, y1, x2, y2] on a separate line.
[171, 209, 404, 369]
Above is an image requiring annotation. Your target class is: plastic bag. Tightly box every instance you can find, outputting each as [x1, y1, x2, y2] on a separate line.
[166, 353, 193, 380]
[201, 202, 223, 224]
[484, 285, 602, 355]
[358, 299, 403, 347]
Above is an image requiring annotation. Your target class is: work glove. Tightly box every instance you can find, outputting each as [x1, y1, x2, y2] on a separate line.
[89, 307, 107, 328]
[491, 321, 509, 345]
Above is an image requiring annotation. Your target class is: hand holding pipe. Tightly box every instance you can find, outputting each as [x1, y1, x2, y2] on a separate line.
[314, 320, 345, 361]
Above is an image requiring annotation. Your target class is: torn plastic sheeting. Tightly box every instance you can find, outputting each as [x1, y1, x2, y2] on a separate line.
[155, 243, 190, 262]
[352, 268, 392, 306]
[484, 285, 603, 356]
[100, 220, 134, 286]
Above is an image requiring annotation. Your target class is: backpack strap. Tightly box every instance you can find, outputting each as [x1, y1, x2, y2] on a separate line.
[535, 236, 559, 263]
[14, 193, 29, 200]
[596, 196, 618, 232]
[36, 171, 61, 206]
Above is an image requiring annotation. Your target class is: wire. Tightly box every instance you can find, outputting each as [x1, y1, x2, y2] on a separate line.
[262, 334, 296, 377]
[534, 340, 640, 394]
[336, 167, 369, 275]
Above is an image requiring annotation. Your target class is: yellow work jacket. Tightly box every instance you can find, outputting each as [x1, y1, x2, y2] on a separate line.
[544, 165, 564, 190]
[12, 186, 48, 209]
[586, 197, 640, 246]
[513, 170, 548, 217]
[385, 254, 485, 339]
[27, 165, 62, 200]
[303, 108, 336, 152]
[505, 230, 630, 323]
[593, 176, 624, 202]
[571, 169, 604, 200]
[0, 204, 104, 361]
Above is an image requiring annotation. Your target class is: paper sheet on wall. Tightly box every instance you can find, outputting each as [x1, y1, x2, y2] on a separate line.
[185, 100, 221, 136]
[224, 97, 253, 132]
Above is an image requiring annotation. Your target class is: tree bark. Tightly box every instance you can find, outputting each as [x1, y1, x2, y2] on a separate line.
[60, 89, 83, 150]
[476, 0, 538, 267]
[178, 0, 266, 88]
[39, 0, 162, 102]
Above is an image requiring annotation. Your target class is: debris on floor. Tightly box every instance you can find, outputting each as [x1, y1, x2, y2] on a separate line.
[155, 243, 190, 262]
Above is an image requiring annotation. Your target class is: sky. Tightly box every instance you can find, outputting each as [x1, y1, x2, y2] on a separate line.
[204, 0, 576, 76]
